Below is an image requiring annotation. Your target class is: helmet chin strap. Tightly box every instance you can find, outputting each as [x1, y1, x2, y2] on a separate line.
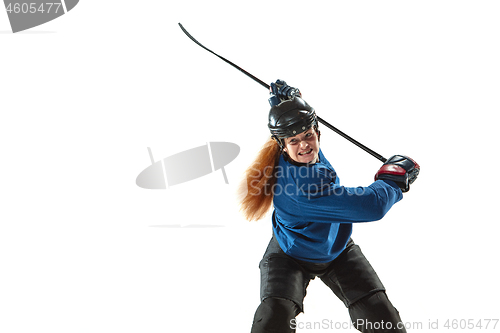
[271, 135, 285, 151]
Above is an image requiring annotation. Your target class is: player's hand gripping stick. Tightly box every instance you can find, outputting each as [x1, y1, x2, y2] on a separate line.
[374, 155, 420, 192]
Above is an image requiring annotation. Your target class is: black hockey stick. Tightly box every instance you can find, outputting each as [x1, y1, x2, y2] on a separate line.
[178, 23, 387, 163]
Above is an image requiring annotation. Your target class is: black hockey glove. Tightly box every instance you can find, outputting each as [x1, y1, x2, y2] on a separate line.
[268, 79, 302, 107]
[374, 155, 420, 193]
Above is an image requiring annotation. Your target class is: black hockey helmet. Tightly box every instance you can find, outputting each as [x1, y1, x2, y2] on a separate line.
[268, 97, 318, 146]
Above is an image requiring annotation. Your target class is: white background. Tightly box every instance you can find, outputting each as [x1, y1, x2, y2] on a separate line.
[1, 1, 499, 332]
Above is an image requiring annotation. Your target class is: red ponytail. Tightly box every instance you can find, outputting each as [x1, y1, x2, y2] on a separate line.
[238, 137, 281, 221]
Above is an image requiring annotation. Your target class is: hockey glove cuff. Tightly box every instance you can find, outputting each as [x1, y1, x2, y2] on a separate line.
[375, 155, 420, 192]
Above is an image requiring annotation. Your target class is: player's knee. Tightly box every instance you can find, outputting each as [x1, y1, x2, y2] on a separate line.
[349, 292, 406, 332]
[251, 297, 299, 333]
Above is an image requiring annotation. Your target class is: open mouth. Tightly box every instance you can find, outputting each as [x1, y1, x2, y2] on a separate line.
[298, 149, 313, 156]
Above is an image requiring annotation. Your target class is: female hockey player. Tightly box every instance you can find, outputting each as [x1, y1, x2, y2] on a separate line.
[239, 80, 419, 333]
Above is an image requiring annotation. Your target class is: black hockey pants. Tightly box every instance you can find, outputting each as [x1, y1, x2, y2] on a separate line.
[250, 235, 406, 333]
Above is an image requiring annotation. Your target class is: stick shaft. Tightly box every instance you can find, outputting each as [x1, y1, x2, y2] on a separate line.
[178, 23, 387, 163]
[178, 23, 269, 89]
[317, 117, 386, 162]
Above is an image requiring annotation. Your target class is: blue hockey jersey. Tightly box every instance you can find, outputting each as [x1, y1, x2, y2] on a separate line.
[272, 149, 403, 263]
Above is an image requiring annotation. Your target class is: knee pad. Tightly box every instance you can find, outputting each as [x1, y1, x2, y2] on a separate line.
[259, 254, 309, 312]
[251, 297, 299, 333]
[349, 292, 406, 332]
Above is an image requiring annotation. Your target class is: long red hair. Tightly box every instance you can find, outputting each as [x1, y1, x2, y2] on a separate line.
[238, 137, 281, 221]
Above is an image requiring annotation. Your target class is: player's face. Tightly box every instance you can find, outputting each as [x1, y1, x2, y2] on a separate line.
[283, 128, 320, 164]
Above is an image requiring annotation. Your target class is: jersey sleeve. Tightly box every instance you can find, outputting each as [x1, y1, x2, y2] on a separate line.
[274, 173, 403, 224]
